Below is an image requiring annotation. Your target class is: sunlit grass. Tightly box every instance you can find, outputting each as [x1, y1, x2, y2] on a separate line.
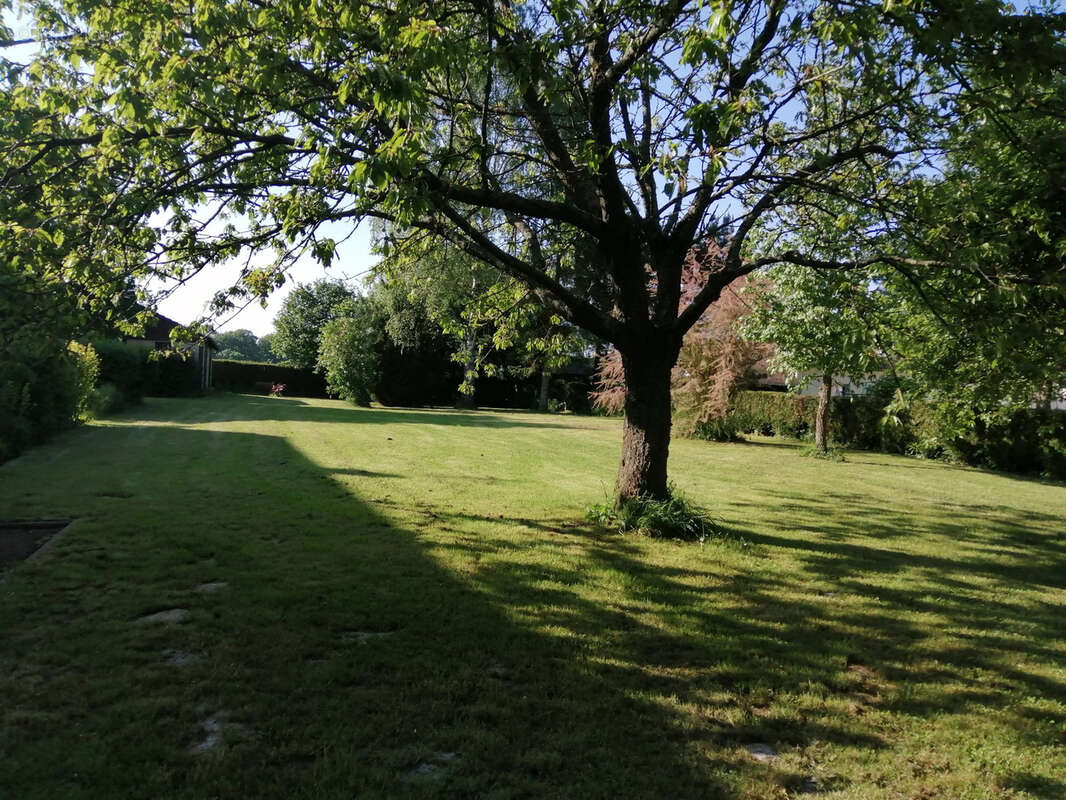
[1, 393, 1064, 799]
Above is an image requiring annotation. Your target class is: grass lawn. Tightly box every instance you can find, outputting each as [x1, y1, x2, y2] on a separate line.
[2, 393, 1065, 799]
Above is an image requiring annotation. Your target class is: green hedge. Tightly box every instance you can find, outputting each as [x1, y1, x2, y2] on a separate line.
[729, 391, 816, 439]
[716, 389, 1066, 478]
[0, 340, 98, 463]
[93, 340, 202, 404]
[727, 390, 930, 452]
[212, 359, 328, 398]
[93, 340, 150, 403]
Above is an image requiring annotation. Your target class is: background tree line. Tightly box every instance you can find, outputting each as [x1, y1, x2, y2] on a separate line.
[3, 0, 1065, 498]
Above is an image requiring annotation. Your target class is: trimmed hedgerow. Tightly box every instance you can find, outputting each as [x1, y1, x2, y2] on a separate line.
[0, 340, 99, 463]
[729, 391, 814, 438]
[92, 340, 151, 404]
[92, 340, 202, 403]
[212, 359, 328, 398]
[949, 409, 1066, 478]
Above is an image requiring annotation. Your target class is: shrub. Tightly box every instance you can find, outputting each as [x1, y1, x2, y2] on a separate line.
[729, 391, 813, 438]
[0, 372, 34, 462]
[317, 314, 378, 406]
[88, 382, 127, 417]
[717, 388, 1066, 479]
[67, 341, 100, 422]
[0, 340, 100, 462]
[587, 486, 724, 543]
[92, 339, 151, 403]
[726, 389, 923, 448]
[690, 416, 741, 442]
[800, 444, 846, 461]
[945, 409, 1066, 478]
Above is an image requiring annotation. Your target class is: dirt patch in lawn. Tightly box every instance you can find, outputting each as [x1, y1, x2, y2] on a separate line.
[0, 519, 71, 567]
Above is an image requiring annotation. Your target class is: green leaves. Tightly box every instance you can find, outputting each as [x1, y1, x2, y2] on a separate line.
[4, 0, 1064, 454]
[741, 264, 884, 383]
[272, 280, 359, 369]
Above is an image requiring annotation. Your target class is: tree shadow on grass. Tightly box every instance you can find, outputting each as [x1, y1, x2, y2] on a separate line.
[5, 399, 1065, 798]
[728, 437, 805, 449]
[1000, 773, 1066, 800]
[423, 500, 1066, 788]
[175, 393, 583, 430]
[1, 419, 776, 799]
[717, 489, 1066, 716]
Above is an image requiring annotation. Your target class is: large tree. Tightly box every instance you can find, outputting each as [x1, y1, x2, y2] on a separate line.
[883, 76, 1066, 429]
[742, 46, 1066, 442]
[271, 280, 358, 368]
[4, 0, 1065, 501]
[374, 232, 592, 409]
[213, 328, 270, 362]
[742, 266, 884, 452]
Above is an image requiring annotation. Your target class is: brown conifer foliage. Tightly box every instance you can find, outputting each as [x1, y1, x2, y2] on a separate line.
[591, 243, 769, 431]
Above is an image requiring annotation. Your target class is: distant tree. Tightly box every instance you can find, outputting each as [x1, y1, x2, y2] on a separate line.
[375, 240, 498, 406]
[316, 297, 379, 407]
[875, 80, 1066, 435]
[739, 65, 1066, 448]
[673, 277, 768, 438]
[256, 334, 281, 364]
[592, 244, 767, 433]
[6, 0, 1066, 502]
[271, 280, 357, 369]
[742, 266, 883, 452]
[376, 232, 593, 409]
[213, 329, 267, 362]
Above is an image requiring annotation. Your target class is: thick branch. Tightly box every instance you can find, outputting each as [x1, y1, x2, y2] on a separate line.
[423, 199, 618, 342]
[674, 143, 897, 334]
[421, 172, 606, 236]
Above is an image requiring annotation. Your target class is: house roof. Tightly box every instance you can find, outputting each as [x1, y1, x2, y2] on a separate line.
[134, 311, 218, 350]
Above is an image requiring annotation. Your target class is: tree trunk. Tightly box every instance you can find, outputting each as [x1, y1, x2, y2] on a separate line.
[814, 373, 832, 452]
[538, 370, 551, 412]
[615, 348, 676, 503]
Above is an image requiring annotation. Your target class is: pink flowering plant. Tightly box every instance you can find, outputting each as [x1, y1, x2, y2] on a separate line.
[269, 383, 286, 397]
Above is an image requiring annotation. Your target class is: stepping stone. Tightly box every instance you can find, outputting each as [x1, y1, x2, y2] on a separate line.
[196, 582, 228, 593]
[163, 649, 201, 667]
[189, 713, 247, 755]
[401, 763, 443, 782]
[400, 753, 458, 783]
[744, 743, 777, 762]
[190, 716, 223, 754]
[339, 630, 394, 643]
[134, 608, 189, 625]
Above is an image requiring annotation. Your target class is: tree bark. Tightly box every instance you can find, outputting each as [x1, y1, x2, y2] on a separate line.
[615, 348, 677, 502]
[538, 369, 551, 412]
[814, 373, 832, 452]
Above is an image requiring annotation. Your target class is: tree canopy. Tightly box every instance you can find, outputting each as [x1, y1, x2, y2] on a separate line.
[212, 328, 277, 362]
[4, 0, 1066, 499]
[270, 279, 358, 368]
